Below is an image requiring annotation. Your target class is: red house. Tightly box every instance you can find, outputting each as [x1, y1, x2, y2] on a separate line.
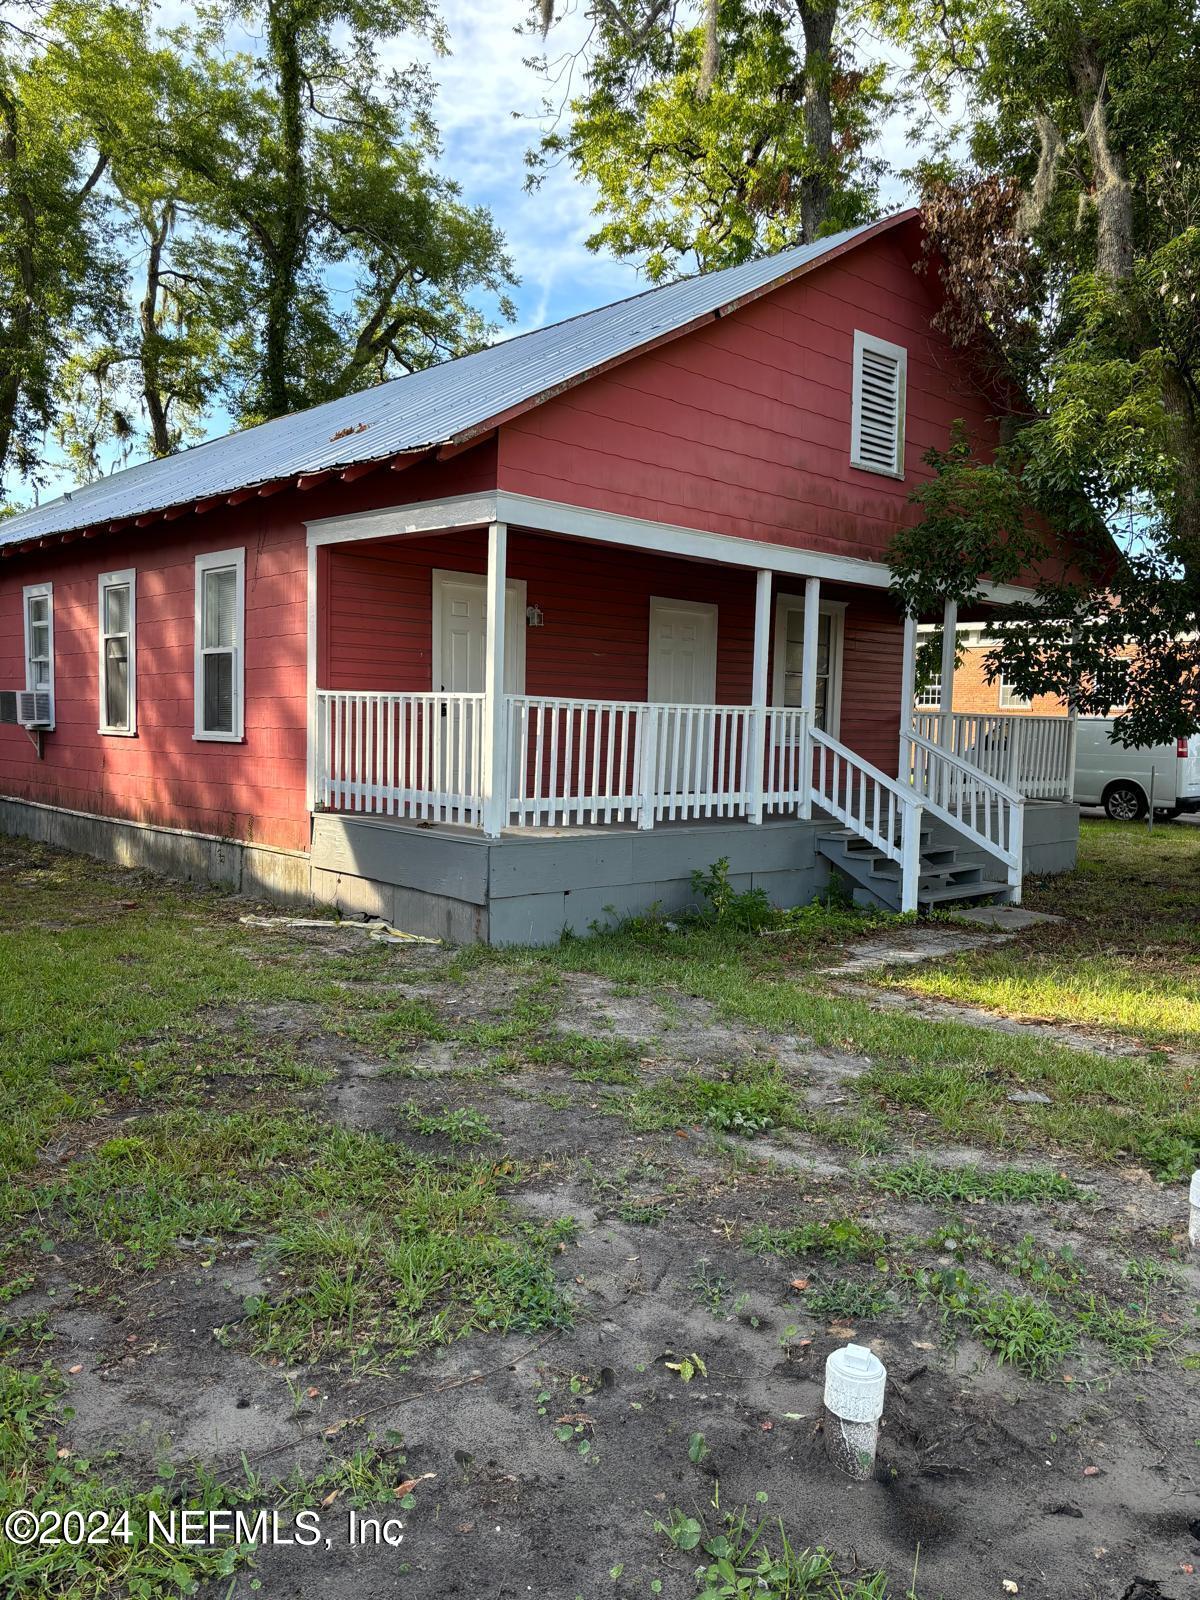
[0, 212, 1080, 942]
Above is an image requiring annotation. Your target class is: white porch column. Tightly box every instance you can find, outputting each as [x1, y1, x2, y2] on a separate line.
[481, 520, 509, 838]
[898, 612, 918, 778]
[799, 576, 821, 819]
[938, 598, 958, 749]
[748, 569, 772, 825]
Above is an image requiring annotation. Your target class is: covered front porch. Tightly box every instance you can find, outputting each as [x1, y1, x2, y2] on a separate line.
[304, 494, 1076, 935]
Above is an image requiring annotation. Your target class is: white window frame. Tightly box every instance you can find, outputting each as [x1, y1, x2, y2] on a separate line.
[194, 547, 246, 742]
[914, 682, 941, 708]
[998, 673, 1033, 711]
[772, 593, 846, 737]
[98, 568, 136, 736]
[22, 582, 54, 728]
[850, 329, 907, 480]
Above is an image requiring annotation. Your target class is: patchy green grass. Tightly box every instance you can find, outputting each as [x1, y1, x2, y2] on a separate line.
[615, 1063, 803, 1137]
[514, 917, 1200, 1176]
[881, 820, 1200, 1050]
[744, 1217, 885, 1263]
[29, 1109, 568, 1363]
[872, 1158, 1080, 1206]
[912, 1267, 1077, 1379]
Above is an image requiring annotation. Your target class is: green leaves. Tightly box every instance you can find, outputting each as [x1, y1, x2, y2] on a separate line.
[530, 0, 887, 280]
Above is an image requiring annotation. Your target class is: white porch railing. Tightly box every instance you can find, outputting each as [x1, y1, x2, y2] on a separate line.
[505, 696, 810, 828]
[905, 727, 1023, 898]
[316, 691, 485, 824]
[315, 690, 813, 831]
[912, 711, 1073, 801]
[811, 726, 924, 909]
[313, 690, 1025, 911]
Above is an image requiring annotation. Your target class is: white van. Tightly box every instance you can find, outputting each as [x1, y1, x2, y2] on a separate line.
[1073, 717, 1200, 820]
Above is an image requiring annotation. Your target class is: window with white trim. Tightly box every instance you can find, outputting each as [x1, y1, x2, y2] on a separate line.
[23, 583, 54, 724]
[850, 330, 907, 478]
[914, 682, 941, 707]
[772, 595, 845, 735]
[98, 569, 136, 734]
[194, 548, 245, 740]
[998, 673, 1032, 710]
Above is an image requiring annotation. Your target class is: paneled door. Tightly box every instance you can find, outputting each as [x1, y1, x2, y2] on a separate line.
[647, 598, 718, 799]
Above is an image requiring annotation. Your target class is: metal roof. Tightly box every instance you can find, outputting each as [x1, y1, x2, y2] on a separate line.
[0, 212, 916, 551]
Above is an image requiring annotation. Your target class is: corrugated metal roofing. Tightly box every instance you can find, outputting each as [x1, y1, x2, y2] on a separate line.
[0, 212, 914, 550]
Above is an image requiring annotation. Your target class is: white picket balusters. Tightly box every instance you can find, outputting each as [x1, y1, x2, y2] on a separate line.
[913, 712, 1072, 800]
[315, 691, 484, 825]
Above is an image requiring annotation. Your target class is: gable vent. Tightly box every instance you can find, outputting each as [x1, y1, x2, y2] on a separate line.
[850, 331, 906, 478]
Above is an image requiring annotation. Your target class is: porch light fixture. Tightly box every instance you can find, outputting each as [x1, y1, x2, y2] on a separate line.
[526, 604, 544, 627]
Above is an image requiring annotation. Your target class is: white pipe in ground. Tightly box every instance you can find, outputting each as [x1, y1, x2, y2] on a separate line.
[823, 1344, 887, 1480]
[1190, 1171, 1200, 1248]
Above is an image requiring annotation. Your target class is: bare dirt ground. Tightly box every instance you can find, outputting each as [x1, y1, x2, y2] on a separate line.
[3, 843, 1199, 1600]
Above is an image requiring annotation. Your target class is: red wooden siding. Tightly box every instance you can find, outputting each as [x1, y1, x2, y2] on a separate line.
[496, 232, 993, 564]
[0, 452, 493, 852]
[0, 514, 310, 850]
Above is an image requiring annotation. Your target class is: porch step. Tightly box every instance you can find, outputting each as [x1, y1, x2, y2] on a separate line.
[816, 827, 1010, 914]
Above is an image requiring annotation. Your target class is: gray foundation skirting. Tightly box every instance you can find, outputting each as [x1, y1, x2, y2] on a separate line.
[1, 793, 1080, 946]
[0, 796, 312, 906]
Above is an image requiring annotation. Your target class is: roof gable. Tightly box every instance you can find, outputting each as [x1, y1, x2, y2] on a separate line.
[0, 211, 919, 552]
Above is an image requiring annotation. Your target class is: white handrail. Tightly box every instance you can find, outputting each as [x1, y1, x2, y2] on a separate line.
[810, 725, 924, 912]
[315, 690, 484, 824]
[905, 727, 1024, 896]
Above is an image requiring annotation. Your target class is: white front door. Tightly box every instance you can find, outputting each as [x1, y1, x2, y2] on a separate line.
[647, 598, 717, 704]
[433, 571, 526, 694]
[647, 598, 718, 798]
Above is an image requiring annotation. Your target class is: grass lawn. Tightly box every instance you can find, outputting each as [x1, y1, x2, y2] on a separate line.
[877, 820, 1200, 1052]
[0, 823, 1197, 1599]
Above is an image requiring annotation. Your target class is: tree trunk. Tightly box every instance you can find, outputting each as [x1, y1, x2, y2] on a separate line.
[0, 83, 37, 495]
[139, 206, 172, 457]
[263, 0, 307, 418]
[1067, 39, 1134, 281]
[796, 0, 837, 241]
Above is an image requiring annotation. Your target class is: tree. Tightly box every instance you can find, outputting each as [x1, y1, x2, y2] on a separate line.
[527, 0, 887, 281]
[874, 0, 1200, 741]
[0, 4, 122, 497]
[174, 0, 516, 424]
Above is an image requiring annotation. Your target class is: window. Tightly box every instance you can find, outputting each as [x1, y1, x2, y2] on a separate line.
[194, 548, 245, 740]
[773, 595, 845, 734]
[998, 674, 1032, 710]
[914, 682, 941, 708]
[850, 330, 907, 478]
[23, 583, 54, 725]
[98, 569, 136, 734]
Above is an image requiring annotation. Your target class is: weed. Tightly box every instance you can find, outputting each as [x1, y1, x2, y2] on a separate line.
[622, 1063, 801, 1137]
[401, 1104, 497, 1145]
[690, 858, 777, 932]
[1074, 1297, 1171, 1365]
[806, 1280, 894, 1322]
[913, 1267, 1075, 1378]
[745, 1218, 884, 1264]
[689, 1260, 735, 1316]
[654, 1503, 921, 1598]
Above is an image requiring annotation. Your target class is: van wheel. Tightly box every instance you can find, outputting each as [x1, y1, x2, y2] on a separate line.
[1102, 781, 1147, 821]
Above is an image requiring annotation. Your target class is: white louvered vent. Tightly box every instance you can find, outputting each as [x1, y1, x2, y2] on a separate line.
[850, 331, 906, 478]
